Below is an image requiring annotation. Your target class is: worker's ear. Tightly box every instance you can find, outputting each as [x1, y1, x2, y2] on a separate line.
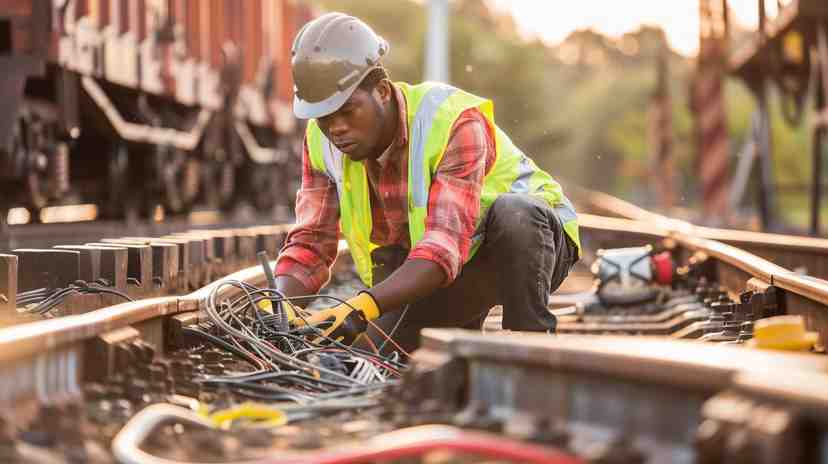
[374, 79, 392, 106]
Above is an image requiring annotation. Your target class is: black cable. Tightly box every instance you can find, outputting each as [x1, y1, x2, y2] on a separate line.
[17, 281, 134, 315]
[229, 370, 355, 390]
[16, 287, 49, 299]
[35, 284, 134, 314]
[85, 285, 134, 302]
[180, 327, 266, 370]
[209, 388, 309, 403]
[196, 378, 311, 402]
[198, 280, 407, 403]
[35, 287, 79, 314]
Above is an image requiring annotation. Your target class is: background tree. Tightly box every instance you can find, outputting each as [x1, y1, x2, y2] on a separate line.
[314, 0, 813, 228]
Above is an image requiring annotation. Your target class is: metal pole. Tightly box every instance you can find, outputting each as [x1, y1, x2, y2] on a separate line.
[754, 0, 776, 231]
[812, 24, 828, 235]
[756, 87, 775, 231]
[425, 0, 450, 83]
[812, 126, 823, 236]
[818, 24, 828, 113]
[695, 0, 730, 222]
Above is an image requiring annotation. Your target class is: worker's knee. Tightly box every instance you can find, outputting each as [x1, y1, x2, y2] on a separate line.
[488, 193, 544, 226]
[486, 194, 559, 244]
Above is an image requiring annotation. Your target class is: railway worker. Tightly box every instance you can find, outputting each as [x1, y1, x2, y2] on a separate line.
[274, 12, 580, 354]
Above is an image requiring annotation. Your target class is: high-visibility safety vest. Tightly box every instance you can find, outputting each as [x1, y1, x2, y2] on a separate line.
[306, 82, 580, 287]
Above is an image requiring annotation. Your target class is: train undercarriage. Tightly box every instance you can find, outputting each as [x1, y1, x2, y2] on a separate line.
[1, 67, 302, 224]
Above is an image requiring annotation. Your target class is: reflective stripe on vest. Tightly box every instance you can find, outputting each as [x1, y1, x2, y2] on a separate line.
[322, 135, 344, 198]
[409, 85, 457, 208]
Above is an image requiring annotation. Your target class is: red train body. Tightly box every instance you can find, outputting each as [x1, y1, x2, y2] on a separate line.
[0, 0, 314, 220]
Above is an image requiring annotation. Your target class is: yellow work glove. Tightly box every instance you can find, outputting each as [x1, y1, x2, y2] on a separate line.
[298, 292, 380, 344]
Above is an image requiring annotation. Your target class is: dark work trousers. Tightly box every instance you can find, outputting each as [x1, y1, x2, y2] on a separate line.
[360, 193, 578, 355]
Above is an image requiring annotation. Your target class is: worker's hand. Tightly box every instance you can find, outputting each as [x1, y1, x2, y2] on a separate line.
[298, 292, 381, 344]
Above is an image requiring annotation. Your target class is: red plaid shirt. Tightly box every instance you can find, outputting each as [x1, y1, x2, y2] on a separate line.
[276, 84, 496, 292]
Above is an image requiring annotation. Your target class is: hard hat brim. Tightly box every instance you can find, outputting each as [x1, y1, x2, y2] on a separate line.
[293, 80, 361, 120]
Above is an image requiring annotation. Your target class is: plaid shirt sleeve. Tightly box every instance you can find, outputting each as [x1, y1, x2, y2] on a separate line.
[407, 108, 495, 286]
[275, 137, 341, 293]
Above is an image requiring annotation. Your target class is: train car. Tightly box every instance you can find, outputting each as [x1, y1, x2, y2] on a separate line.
[0, 0, 313, 221]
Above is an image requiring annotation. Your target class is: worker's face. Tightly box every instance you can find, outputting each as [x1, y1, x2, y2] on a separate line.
[316, 80, 393, 162]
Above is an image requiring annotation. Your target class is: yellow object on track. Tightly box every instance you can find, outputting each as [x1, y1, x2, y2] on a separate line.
[748, 315, 819, 351]
[203, 402, 288, 429]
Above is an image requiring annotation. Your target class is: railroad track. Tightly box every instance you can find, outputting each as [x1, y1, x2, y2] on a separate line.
[2, 196, 828, 462]
[576, 188, 828, 280]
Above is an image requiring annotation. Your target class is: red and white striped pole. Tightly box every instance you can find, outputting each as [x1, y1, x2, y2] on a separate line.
[693, 0, 731, 223]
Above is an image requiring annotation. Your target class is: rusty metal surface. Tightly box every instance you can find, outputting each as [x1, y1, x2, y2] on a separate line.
[0, 252, 272, 367]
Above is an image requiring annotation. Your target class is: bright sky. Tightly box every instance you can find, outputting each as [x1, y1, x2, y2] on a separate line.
[485, 0, 784, 56]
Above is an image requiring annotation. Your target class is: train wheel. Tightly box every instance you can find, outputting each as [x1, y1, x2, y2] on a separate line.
[18, 106, 69, 210]
[159, 145, 199, 214]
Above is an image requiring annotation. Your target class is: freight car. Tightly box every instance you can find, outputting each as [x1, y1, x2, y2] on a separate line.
[0, 0, 312, 222]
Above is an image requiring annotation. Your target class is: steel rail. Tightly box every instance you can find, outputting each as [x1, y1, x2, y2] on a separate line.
[577, 188, 828, 279]
[0, 262, 273, 365]
[2, 214, 827, 367]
